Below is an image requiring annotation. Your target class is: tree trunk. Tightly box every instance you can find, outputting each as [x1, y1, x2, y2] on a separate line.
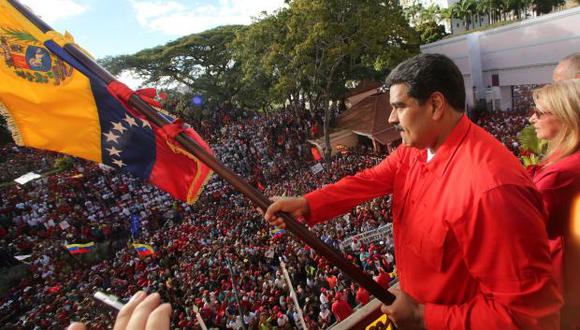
[323, 102, 332, 162]
[322, 60, 342, 163]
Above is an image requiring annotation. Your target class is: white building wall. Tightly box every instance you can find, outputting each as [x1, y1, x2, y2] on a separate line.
[500, 86, 513, 111]
[421, 6, 580, 111]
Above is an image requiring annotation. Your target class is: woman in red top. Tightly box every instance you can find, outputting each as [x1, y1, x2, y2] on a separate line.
[530, 79, 580, 329]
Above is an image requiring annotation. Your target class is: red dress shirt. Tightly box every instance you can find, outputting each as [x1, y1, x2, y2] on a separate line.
[305, 116, 562, 329]
[533, 151, 580, 329]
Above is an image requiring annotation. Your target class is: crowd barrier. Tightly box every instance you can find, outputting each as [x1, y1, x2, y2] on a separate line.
[340, 223, 393, 252]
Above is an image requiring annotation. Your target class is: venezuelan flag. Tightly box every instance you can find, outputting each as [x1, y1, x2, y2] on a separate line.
[271, 227, 286, 239]
[0, 0, 213, 203]
[65, 242, 95, 255]
[133, 243, 155, 257]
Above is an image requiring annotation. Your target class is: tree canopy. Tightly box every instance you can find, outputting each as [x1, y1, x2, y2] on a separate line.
[99, 0, 420, 159]
[100, 0, 419, 115]
[100, 25, 245, 111]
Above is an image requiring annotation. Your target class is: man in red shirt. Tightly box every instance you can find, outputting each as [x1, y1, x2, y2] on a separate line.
[355, 284, 370, 306]
[264, 54, 562, 329]
[374, 269, 391, 289]
[331, 292, 353, 322]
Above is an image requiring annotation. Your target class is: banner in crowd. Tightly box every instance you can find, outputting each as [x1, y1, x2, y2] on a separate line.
[310, 163, 324, 175]
[132, 243, 155, 257]
[14, 171, 41, 185]
[65, 242, 95, 254]
[59, 220, 70, 230]
[130, 214, 141, 238]
[0, 0, 213, 204]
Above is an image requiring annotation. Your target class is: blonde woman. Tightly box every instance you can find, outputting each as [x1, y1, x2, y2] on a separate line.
[530, 79, 580, 330]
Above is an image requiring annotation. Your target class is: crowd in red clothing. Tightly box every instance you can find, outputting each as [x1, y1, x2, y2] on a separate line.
[0, 107, 531, 329]
[475, 111, 530, 156]
[0, 107, 394, 329]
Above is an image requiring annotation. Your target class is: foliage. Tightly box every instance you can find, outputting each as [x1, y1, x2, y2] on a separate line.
[54, 156, 74, 170]
[417, 20, 448, 43]
[518, 125, 548, 167]
[100, 0, 419, 160]
[533, 0, 565, 14]
[100, 25, 246, 110]
[436, 0, 563, 35]
[404, 3, 448, 43]
[234, 0, 419, 159]
[230, 10, 294, 110]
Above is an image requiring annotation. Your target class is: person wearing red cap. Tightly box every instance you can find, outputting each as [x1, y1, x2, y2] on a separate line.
[277, 311, 290, 328]
[331, 292, 353, 322]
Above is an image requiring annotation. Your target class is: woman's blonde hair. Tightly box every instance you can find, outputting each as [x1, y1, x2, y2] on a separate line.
[533, 79, 580, 165]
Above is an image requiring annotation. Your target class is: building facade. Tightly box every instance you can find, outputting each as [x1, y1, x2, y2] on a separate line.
[420, 6, 580, 112]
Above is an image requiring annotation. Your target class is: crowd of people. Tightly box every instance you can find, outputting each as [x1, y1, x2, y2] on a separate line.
[0, 145, 55, 183]
[0, 92, 555, 329]
[0, 106, 397, 329]
[475, 111, 530, 156]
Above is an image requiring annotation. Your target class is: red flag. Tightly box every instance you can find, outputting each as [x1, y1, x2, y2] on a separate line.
[311, 147, 322, 161]
[107, 81, 213, 204]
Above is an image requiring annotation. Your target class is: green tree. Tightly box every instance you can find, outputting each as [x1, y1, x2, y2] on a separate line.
[403, 1, 424, 25]
[415, 4, 448, 43]
[507, 0, 525, 19]
[521, 0, 534, 18]
[100, 25, 245, 111]
[456, 0, 477, 30]
[476, 0, 493, 24]
[54, 156, 73, 171]
[440, 5, 458, 32]
[232, 9, 299, 112]
[262, 0, 419, 160]
[533, 0, 550, 15]
[417, 21, 448, 43]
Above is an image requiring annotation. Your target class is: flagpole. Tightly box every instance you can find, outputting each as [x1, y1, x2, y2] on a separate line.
[279, 258, 308, 330]
[8, 0, 395, 306]
[226, 259, 248, 330]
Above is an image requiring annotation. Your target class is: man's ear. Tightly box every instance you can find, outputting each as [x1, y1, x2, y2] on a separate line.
[431, 92, 445, 120]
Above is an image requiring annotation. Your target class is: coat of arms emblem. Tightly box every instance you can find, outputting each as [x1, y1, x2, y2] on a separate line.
[0, 27, 73, 85]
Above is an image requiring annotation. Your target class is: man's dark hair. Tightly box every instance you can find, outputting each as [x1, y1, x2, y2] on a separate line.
[385, 53, 466, 112]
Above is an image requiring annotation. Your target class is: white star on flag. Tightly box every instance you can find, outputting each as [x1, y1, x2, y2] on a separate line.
[123, 114, 138, 127]
[141, 119, 152, 129]
[103, 131, 120, 143]
[112, 158, 126, 168]
[106, 146, 122, 157]
[111, 121, 127, 134]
